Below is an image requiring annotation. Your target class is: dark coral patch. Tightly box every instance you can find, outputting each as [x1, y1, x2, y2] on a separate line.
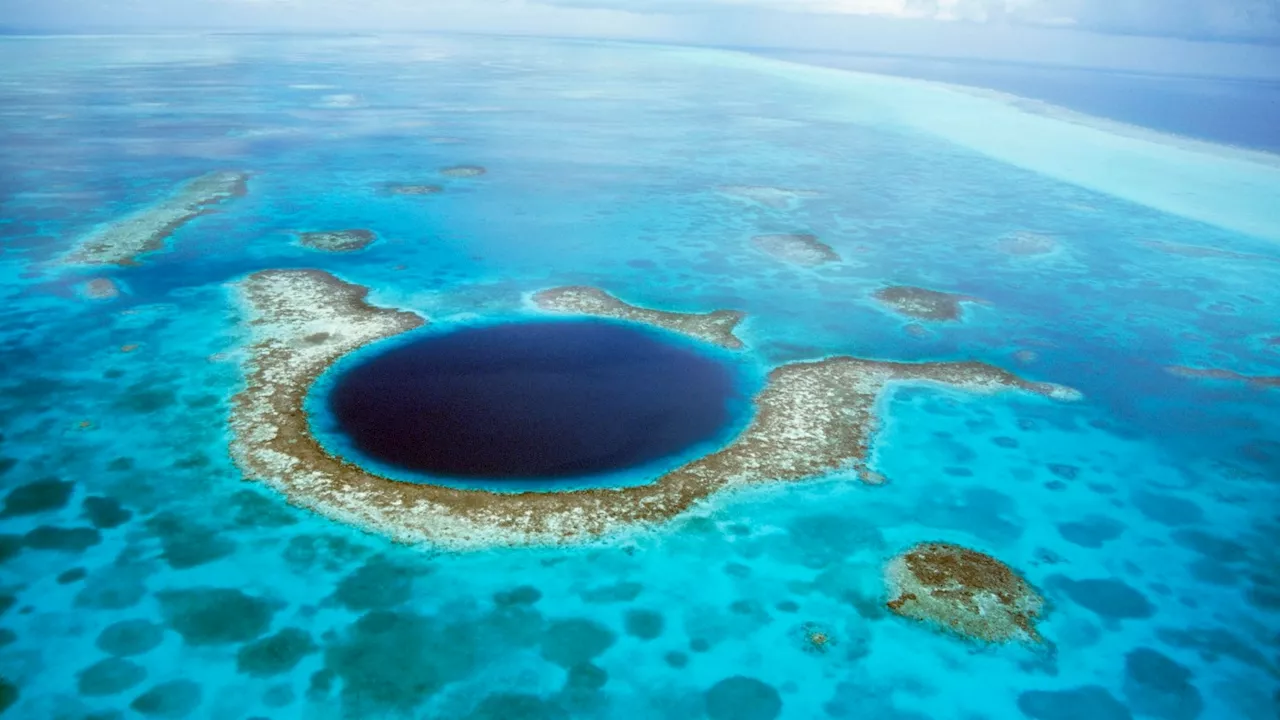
[540, 619, 616, 668]
[76, 567, 148, 610]
[465, 693, 567, 720]
[83, 496, 132, 529]
[230, 489, 297, 528]
[565, 663, 608, 692]
[78, 658, 147, 696]
[58, 567, 88, 584]
[157, 588, 275, 646]
[130, 679, 202, 718]
[705, 676, 783, 720]
[24, 525, 101, 552]
[237, 628, 318, 677]
[0, 678, 14, 714]
[885, 542, 1044, 643]
[1132, 492, 1204, 526]
[1017, 686, 1132, 720]
[323, 610, 477, 715]
[1123, 648, 1203, 720]
[97, 619, 165, 657]
[581, 581, 643, 604]
[332, 557, 417, 610]
[0, 535, 21, 564]
[494, 585, 542, 607]
[147, 513, 235, 569]
[1049, 576, 1155, 620]
[2, 478, 74, 516]
[1057, 516, 1125, 548]
[623, 609, 664, 640]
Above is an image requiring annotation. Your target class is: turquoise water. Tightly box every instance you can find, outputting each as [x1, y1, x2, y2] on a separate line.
[1, 33, 1278, 719]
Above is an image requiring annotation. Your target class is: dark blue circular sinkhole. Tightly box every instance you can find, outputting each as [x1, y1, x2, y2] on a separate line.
[325, 320, 746, 481]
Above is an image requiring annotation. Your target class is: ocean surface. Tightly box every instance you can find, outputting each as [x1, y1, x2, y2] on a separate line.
[1, 33, 1278, 719]
[761, 50, 1280, 154]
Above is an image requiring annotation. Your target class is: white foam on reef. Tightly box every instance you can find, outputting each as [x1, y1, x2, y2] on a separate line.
[699, 49, 1280, 242]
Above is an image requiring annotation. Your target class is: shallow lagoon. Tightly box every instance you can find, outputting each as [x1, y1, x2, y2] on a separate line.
[0, 34, 1278, 720]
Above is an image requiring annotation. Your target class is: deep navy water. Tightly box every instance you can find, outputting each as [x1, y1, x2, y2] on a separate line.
[326, 320, 743, 480]
[764, 50, 1280, 153]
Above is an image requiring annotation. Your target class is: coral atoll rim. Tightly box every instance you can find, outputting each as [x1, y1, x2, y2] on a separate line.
[230, 270, 1081, 549]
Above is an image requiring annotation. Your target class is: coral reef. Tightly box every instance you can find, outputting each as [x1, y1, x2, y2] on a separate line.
[81, 278, 121, 300]
[1143, 239, 1277, 263]
[873, 285, 983, 322]
[752, 233, 840, 267]
[718, 185, 821, 210]
[379, 182, 443, 196]
[62, 171, 249, 266]
[296, 229, 377, 253]
[995, 231, 1058, 256]
[1166, 366, 1280, 389]
[229, 270, 1079, 549]
[885, 542, 1045, 643]
[441, 165, 486, 178]
[532, 285, 745, 350]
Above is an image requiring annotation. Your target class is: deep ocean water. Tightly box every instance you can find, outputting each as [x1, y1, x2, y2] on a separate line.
[1, 33, 1278, 720]
[321, 320, 748, 483]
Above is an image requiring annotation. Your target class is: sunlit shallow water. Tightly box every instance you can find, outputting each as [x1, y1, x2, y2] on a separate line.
[0, 33, 1277, 720]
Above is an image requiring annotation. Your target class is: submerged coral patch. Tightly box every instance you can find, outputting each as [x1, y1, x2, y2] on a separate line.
[378, 182, 443, 196]
[884, 542, 1045, 644]
[752, 233, 840, 267]
[995, 231, 1058, 256]
[296, 229, 377, 253]
[1166, 366, 1280, 390]
[440, 165, 486, 178]
[873, 285, 982, 321]
[717, 185, 821, 209]
[61, 171, 249, 266]
[230, 270, 1078, 548]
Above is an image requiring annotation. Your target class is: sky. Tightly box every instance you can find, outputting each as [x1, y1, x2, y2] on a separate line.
[2, 0, 1279, 76]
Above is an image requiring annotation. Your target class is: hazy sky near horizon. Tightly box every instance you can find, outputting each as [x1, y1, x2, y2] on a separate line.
[4, 0, 1280, 76]
[3, 0, 1278, 40]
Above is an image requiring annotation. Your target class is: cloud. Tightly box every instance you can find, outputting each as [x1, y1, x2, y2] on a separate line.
[539, 0, 1280, 40]
[3, 0, 1278, 42]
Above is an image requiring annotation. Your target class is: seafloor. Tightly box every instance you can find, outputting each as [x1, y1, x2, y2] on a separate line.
[0, 34, 1278, 720]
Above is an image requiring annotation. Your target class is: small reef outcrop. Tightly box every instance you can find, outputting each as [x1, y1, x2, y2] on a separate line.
[229, 270, 1079, 549]
[1166, 366, 1280, 390]
[440, 165, 486, 178]
[62, 171, 249, 266]
[873, 286, 982, 322]
[531, 286, 745, 350]
[296, 229, 377, 253]
[752, 233, 840, 267]
[995, 231, 1058, 257]
[718, 186, 821, 210]
[378, 183, 443, 196]
[885, 542, 1045, 644]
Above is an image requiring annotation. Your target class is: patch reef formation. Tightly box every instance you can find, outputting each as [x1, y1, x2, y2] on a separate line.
[531, 286, 746, 350]
[886, 542, 1045, 644]
[752, 233, 841, 267]
[297, 229, 377, 253]
[873, 285, 983, 322]
[231, 270, 1079, 549]
[63, 171, 249, 265]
